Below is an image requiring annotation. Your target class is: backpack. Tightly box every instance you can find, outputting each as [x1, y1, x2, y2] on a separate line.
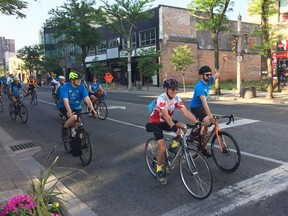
[69, 137, 82, 157]
[148, 99, 156, 114]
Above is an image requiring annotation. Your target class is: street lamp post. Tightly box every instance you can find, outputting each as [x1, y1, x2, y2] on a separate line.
[236, 14, 242, 95]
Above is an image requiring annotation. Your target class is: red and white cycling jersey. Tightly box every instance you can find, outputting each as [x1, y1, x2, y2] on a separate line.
[149, 92, 185, 123]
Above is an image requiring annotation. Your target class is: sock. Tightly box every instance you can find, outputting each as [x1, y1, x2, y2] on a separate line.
[156, 165, 163, 172]
[171, 140, 179, 148]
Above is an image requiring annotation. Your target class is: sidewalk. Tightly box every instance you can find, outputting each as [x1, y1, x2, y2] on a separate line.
[111, 84, 288, 105]
[0, 85, 287, 215]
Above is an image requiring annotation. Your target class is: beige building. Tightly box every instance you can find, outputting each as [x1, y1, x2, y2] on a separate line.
[8, 56, 28, 82]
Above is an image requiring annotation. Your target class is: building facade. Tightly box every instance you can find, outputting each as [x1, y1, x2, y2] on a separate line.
[0, 37, 15, 69]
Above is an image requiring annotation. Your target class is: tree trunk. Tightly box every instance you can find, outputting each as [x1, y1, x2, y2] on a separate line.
[266, 57, 273, 99]
[182, 73, 186, 94]
[127, 38, 132, 90]
[214, 40, 220, 95]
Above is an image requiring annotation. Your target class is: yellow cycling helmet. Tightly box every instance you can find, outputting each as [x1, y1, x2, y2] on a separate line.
[69, 71, 82, 80]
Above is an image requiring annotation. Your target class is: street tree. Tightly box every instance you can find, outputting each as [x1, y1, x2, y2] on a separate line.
[17, 44, 44, 79]
[0, 0, 34, 18]
[45, 0, 101, 79]
[188, 0, 234, 95]
[99, 0, 155, 90]
[248, 0, 278, 99]
[137, 47, 162, 91]
[170, 45, 195, 93]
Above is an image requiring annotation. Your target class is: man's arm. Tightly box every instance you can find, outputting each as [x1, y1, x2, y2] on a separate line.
[83, 96, 96, 114]
[213, 55, 227, 80]
[63, 98, 73, 117]
[180, 107, 199, 124]
[160, 108, 176, 128]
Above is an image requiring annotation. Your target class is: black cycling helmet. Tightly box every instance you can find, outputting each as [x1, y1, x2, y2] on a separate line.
[163, 78, 179, 89]
[199, 65, 212, 75]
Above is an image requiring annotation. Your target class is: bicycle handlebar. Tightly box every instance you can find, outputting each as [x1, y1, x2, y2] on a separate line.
[214, 114, 235, 125]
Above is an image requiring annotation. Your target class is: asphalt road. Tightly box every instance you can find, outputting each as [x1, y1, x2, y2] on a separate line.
[0, 86, 287, 216]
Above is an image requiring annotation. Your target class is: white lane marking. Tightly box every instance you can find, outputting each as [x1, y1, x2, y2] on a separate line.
[37, 99, 55, 105]
[217, 118, 260, 130]
[108, 106, 126, 110]
[161, 163, 288, 216]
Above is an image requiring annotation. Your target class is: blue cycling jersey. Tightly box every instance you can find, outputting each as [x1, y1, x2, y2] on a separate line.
[89, 82, 100, 93]
[58, 82, 88, 110]
[8, 82, 23, 96]
[190, 76, 214, 108]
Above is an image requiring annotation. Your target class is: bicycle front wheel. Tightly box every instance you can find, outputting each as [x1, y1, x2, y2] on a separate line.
[80, 131, 93, 166]
[9, 104, 17, 121]
[211, 131, 241, 173]
[145, 138, 158, 177]
[19, 105, 28, 123]
[0, 98, 3, 112]
[180, 148, 213, 199]
[97, 101, 107, 120]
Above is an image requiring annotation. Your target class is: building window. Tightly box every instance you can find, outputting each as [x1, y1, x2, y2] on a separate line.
[97, 41, 107, 54]
[122, 33, 136, 50]
[108, 38, 118, 48]
[88, 46, 96, 55]
[139, 28, 156, 47]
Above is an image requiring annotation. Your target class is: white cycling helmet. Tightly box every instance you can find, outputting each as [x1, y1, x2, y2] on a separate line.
[58, 76, 65, 80]
[14, 76, 20, 82]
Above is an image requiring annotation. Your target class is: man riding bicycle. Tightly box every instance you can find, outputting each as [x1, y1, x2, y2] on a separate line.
[190, 55, 227, 157]
[146, 78, 200, 184]
[58, 71, 96, 136]
[8, 77, 27, 105]
[27, 76, 38, 100]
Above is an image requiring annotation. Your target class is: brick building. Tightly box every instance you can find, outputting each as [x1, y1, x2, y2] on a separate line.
[84, 5, 262, 86]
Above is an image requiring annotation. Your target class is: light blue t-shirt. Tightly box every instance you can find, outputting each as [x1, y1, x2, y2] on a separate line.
[8, 82, 23, 96]
[190, 76, 214, 108]
[89, 82, 100, 93]
[58, 82, 88, 110]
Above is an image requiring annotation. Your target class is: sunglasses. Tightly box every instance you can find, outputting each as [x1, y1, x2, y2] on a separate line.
[204, 74, 212, 77]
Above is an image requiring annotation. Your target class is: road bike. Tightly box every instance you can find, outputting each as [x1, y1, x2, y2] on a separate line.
[87, 96, 108, 120]
[28, 89, 37, 105]
[9, 95, 29, 123]
[145, 125, 213, 199]
[188, 114, 241, 173]
[61, 111, 93, 166]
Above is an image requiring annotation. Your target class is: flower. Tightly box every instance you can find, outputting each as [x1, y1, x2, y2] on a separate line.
[0, 194, 36, 216]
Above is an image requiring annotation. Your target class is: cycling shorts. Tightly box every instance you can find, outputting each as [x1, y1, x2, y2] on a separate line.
[59, 107, 82, 118]
[190, 107, 207, 122]
[147, 120, 178, 141]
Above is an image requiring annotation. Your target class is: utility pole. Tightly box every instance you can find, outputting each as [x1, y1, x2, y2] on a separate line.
[236, 14, 242, 95]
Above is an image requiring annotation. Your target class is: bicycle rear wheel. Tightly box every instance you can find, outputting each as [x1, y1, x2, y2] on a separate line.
[19, 105, 28, 123]
[80, 130, 93, 166]
[9, 104, 17, 121]
[211, 131, 241, 173]
[180, 148, 213, 199]
[62, 127, 71, 153]
[96, 101, 107, 120]
[145, 138, 158, 177]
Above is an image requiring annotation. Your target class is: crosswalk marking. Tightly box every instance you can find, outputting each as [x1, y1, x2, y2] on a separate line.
[161, 163, 288, 216]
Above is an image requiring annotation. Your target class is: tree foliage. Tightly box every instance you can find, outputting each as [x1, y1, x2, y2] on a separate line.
[248, 0, 278, 99]
[188, 0, 234, 95]
[17, 44, 44, 78]
[45, 0, 101, 78]
[98, 0, 155, 90]
[170, 45, 195, 93]
[0, 0, 31, 18]
[137, 47, 162, 90]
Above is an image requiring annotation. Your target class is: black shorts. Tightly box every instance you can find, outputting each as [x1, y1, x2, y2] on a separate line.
[59, 107, 82, 118]
[146, 120, 178, 141]
[190, 107, 207, 122]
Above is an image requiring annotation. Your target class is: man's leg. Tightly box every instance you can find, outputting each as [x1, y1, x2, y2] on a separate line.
[156, 138, 167, 184]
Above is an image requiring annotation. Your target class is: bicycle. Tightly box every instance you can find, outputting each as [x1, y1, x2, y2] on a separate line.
[9, 95, 28, 123]
[0, 95, 3, 112]
[188, 114, 241, 173]
[145, 125, 213, 199]
[28, 89, 37, 105]
[61, 111, 93, 166]
[87, 96, 108, 120]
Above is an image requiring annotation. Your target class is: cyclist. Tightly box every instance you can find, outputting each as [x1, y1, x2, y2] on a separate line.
[189, 55, 227, 157]
[54, 75, 66, 104]
[58, 71, 96, 135]
[146, 78, 200, 184]
[27, 76, 38, 101]
[8, 77, 27, 105]
[88, 75, 106, 104]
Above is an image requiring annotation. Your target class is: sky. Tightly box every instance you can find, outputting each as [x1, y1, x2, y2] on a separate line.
[0, 0, 249, 51]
